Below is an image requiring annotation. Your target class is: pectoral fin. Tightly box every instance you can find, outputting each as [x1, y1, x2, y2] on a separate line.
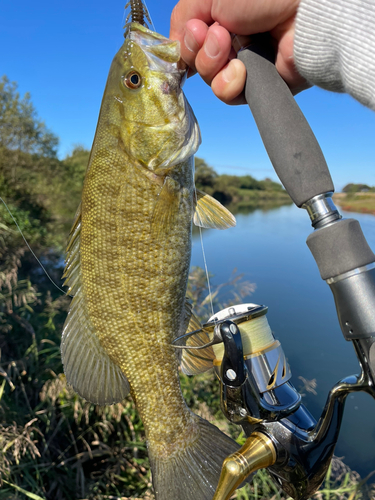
[194, 189, 236, 229]
[151, 176, 180, 239]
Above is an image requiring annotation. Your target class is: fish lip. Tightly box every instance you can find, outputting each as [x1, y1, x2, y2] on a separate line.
[126, 22, 188, 89]
[128, 24, 183, 75]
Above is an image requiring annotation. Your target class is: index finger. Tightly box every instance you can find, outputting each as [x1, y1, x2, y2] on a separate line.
[169, 0, 214, 42]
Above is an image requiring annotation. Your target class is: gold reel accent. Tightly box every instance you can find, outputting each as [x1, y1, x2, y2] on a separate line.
[212, 432, 276, 500]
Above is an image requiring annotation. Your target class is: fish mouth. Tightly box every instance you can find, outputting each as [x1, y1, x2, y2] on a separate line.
[128, 22, 185, 81]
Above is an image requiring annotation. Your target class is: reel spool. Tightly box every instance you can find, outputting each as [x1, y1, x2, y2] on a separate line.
[173, 303, 300, 421]
[207, 304, 291, 394]
[208, 304, 273, 361]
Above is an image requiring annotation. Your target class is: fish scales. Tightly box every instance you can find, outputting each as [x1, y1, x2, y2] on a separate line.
[84, 154, 194, 433]
[61, 21, 238, 500]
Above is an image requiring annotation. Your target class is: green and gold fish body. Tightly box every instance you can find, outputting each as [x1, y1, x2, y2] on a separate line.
[62, 22, 237, 500]
[82, 152, 196, 448]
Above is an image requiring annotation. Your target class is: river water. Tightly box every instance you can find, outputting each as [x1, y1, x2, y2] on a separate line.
[190, 203, 375, 477]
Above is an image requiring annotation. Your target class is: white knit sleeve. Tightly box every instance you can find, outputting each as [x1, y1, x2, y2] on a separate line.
[294, 0, 375, 110]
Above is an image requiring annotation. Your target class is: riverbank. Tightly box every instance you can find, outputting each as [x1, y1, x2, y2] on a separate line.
[333, 192, 375, 215]
[228, 189, 292, 212]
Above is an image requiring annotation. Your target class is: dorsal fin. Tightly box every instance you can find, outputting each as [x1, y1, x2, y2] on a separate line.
[61, 204, 130, 405]
[62, 203, 82, 296]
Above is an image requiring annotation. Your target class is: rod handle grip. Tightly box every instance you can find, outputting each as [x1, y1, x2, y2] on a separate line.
[237, 36, 334, 207]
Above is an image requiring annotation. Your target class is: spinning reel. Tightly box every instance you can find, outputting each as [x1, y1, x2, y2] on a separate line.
[174, 302, 375, 499]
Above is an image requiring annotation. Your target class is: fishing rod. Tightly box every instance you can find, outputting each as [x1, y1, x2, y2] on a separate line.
[174, 34, 375, 500]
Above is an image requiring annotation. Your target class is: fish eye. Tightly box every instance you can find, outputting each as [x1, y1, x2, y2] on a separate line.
[124, 71, 142, 90]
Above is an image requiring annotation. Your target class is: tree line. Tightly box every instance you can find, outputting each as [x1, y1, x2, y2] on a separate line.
[194, 157, 286, 206]
[342, 183, 375, 193]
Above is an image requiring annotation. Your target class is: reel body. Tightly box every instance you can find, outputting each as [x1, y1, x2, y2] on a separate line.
[177, 303, 374, 500]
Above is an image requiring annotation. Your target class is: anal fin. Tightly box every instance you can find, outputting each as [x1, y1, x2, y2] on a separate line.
[178, 299, 215, 376]
[180, 327, 216, 376]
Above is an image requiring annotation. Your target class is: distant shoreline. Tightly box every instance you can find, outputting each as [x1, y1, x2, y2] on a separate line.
[224, 191, 375, 216]
[333, 192, 375, 216]
[226, 190, 292, 211]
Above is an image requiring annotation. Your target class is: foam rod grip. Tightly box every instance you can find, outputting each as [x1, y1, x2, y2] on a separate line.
[237, 36, 334, 207]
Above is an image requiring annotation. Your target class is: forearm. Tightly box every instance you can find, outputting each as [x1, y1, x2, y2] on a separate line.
[294, 0, 375, 110]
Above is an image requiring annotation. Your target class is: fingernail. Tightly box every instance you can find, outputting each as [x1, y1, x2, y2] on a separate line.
[204, 32, 220, 58]
[222, 61, 237, 83]
[184, 28, 199, 53]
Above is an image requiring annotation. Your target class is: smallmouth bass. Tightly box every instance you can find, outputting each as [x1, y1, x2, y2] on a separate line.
[61, 21, 237, 500]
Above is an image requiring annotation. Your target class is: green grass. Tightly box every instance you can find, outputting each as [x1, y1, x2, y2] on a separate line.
[334, 193, 375, 215]
[1, 266, 374, 499]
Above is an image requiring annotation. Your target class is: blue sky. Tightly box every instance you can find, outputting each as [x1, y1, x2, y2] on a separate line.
[1, 0, 374, 191]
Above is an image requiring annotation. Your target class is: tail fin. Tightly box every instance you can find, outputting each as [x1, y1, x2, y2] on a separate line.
[148, 415, 240, 500]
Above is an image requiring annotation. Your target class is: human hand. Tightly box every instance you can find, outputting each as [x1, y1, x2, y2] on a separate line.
[170, 0, 310, 104]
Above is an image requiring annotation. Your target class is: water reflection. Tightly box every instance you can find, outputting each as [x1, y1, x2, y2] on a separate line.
[191, 204, 375, 477]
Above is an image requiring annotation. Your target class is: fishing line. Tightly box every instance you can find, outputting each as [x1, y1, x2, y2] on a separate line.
[0, 196, 68, 297]
[193, 184, 216, 321]
[142, 0, 155, 31]
[197, 225, 215, 320]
